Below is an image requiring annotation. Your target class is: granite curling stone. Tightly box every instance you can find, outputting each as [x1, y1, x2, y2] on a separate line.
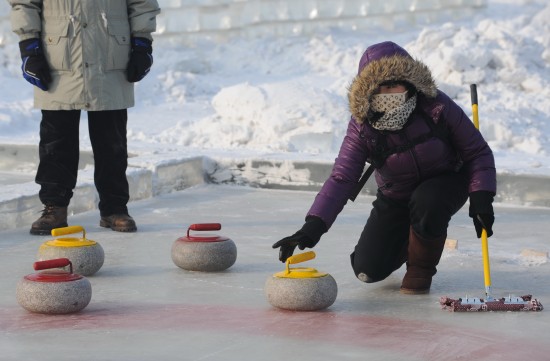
[171, 223, 237, 272]
[16, 258, 92, 314]
[265, 251, 337, 311]
[37, 225, 104, 276]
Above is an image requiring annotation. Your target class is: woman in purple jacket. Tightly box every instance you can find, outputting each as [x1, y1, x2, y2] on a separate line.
[273, 41, 496, 294]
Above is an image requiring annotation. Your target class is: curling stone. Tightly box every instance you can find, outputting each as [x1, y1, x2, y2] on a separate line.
[37, 226, 104, 276]
[16, 258, 92, 314]
[265, 251, 337, 311]
[171, 223, 237, 272]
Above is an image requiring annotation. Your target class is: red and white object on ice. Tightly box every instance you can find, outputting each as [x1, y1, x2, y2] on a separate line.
[440, 295, 543, 312]
[171, 223, 237, 272]
[16, 258, 92, 314]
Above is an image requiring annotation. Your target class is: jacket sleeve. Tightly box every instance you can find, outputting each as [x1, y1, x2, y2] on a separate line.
[127, 0, 161, 40]
[8, 0, 43, 40]
[307, 118, 369, 230]
[440, 92, 496, 194]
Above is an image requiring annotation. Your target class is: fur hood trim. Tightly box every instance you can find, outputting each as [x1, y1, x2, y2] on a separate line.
[348, 55, 437, 124]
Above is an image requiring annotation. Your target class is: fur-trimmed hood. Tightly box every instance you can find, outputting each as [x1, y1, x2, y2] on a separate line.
[348, 41, 437, 124]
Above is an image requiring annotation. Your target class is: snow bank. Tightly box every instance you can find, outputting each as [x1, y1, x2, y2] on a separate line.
[408, 1, 550, 157]
[155, 0, 487, 38]
[133, 0, 550, 167]
[0, 0, 549, 186]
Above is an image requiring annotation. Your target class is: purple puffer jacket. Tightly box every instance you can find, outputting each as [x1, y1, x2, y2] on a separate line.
[307, 42, 496, 230]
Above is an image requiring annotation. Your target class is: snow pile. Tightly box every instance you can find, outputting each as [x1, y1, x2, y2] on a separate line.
[179, 81, 346, 153]
[135, 0, 550, 163]
[409, 1, 550, 156]
[0, 0, 549, 176]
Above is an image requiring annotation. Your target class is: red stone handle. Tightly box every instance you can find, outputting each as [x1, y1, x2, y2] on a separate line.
[187, 223, 221, 237]
[33, 258, 72, 273]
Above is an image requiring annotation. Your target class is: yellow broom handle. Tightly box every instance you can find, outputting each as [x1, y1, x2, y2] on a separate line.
[471, 84, 480, 129]
[472, 103, 479, 129]
[481, 228, 492, 296]
[471, 84, 492, 298]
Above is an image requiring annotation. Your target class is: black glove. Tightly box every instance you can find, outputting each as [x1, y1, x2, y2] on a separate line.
[272, 216, 327, 262]
[19, 38, 52, 91]
[469, 191, 495, 238]
[126, 37, 153, 82]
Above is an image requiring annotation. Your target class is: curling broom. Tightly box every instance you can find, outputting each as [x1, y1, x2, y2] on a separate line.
[439, 84, 543, 312]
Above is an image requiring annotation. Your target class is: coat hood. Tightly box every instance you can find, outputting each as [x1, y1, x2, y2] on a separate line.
[348, 41, 437, 124]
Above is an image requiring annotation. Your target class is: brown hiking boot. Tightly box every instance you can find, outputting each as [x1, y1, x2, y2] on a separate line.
[400, 268, 434, 294]
[400, 227, 446, 295]
[100, 214, 137, 232]
[30, 205, 68, 236]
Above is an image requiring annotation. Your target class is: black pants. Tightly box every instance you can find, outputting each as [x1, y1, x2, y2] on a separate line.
[36, 109, 130, 216]
[350, 171, 469, 282]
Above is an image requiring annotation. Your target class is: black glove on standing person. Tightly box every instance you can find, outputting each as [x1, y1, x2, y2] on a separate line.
[19, 38, 52, 91]
[272, 216, 327, 262]
[126, 37, 153, 82]
[469, 191, 495, 238]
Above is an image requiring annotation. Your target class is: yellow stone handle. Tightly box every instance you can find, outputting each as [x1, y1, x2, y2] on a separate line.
[286, 251, 316, 265]
[282, 251, 321, 277]
[51, 225, 86, 239]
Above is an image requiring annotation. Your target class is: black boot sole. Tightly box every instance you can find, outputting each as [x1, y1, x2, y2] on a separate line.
[29, 222, 69, 236]
[99, 219, 137, 232]
[400, 287, 430, 295]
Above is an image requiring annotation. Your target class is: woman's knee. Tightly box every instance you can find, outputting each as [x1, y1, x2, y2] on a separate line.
[350, 251, 393, 283]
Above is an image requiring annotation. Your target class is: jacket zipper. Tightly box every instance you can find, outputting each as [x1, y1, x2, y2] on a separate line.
[101, 12, 108, 29]
[69, 14, 75, 34]
[402, 131, 422, 180]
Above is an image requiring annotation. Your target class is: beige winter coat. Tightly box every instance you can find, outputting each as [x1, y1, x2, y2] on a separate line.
[8, 0, 161, 111]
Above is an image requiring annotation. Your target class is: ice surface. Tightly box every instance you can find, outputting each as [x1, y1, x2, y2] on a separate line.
[0, 185, 548, 360]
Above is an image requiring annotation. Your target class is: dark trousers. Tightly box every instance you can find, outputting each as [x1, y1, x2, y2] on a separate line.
[36, 109, 130, 216]
[350, 171, 469, 282]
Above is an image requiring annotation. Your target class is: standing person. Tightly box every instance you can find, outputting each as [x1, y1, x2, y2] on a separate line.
[8, 0, 161, 235]
[273, 41, 496, 294]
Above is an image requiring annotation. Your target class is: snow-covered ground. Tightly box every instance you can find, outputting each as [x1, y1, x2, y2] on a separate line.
[1, 0, 549, 175]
